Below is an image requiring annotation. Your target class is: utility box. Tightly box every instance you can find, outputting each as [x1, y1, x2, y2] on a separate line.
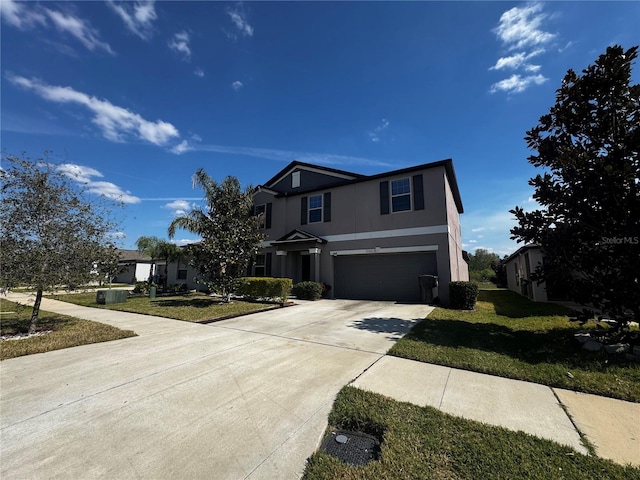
[149, 286, 157, 299]
[418, 275, 439, 304]
[96, 289, 128, 305]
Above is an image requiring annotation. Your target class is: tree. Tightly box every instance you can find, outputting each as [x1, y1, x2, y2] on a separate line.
[468, 248, 500, 282]
[510, 45, 640, 327]
[0, 154, 122, 334]
[135, 235, 181, 292]
[168, 169, 265, 302]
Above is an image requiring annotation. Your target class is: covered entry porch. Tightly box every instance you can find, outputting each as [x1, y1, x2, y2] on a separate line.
[270, 230, 327, 284]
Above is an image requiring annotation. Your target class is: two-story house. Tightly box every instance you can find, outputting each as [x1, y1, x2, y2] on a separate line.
[251, 159, 468, 305]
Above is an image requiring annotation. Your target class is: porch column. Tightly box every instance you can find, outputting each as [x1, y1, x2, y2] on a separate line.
[276, 250, 287, 278]
[309, 247, 321, 283]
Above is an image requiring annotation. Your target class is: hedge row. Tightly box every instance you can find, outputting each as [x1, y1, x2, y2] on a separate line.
[235, 277, 293, 303]
[292, 281, 324, 300]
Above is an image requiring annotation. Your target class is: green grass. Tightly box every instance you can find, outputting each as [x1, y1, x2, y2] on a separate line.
[389, 289, 640, 402]
[47, 292, 275, 322]
[303, 386, 639, 480]
[0, 299, 136, 360]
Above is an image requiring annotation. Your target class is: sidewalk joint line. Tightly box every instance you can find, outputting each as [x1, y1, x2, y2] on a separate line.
[550, 388, 597, 456]
[438, 368, 452, 409]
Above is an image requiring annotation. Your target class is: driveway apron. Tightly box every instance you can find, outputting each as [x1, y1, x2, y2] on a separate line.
[0, 296, 430, 479]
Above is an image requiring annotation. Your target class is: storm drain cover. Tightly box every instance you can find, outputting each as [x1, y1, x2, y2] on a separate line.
[319, 430, 381, 466]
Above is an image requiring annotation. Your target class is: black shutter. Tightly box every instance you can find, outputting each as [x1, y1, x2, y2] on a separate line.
[412, 174, 424, 210]
[265, 203, 272, 229]
[301, 197, 308, 225]
[323, 192, 331, 222]
[380, 181, 390, 215]
[266, 253, 272, 276]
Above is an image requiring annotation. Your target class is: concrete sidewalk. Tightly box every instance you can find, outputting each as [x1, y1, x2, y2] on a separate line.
[352, 356, 640, 467]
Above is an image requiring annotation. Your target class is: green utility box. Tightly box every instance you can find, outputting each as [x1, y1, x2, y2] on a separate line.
[96, 289, 128, 305]
[149, 286, 157, 299]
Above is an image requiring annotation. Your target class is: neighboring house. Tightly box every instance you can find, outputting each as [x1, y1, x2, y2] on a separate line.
[112, 250, 152, 284]
[504, 244, 548, 302]
[251, 159, 468, 305]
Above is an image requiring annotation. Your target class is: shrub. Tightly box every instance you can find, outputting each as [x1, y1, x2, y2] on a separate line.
[132, 281, 148, 294]
[235, 277, 293, 303]
[449, 281, 479, 310]
[292, 281, 324, 300]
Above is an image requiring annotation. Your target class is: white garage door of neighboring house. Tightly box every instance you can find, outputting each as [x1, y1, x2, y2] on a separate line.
[334, 253, 437, 302]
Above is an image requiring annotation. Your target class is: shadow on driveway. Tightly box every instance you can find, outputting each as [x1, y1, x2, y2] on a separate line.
[349, 317, 418, 338]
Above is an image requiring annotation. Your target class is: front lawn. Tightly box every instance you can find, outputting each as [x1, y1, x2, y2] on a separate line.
[303, 386, 638, 479]
[0, 299, 136, 360]
[48, 292, 275, 322]
[389, 289, 640, 402]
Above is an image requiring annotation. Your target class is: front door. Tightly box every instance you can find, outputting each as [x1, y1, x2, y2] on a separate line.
[301, 254, 311, 282]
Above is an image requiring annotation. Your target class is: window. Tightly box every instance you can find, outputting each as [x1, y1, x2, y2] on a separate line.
[253, 253, 272, 276]
[292, 171, 300, 188]
[308, 194, 322, 223]
[254, 254, 266, 277]
[254, 204, 266, 229]
[391, 178, 411, 212]
[177, 269, 187, 280]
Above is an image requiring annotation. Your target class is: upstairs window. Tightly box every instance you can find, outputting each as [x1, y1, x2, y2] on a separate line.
[253, 202, 272, 229]
[254, 204, 266, 229]
[391, 178, 411, 212]
[308, 194, 323, 223]
[292, 171, 301, 188]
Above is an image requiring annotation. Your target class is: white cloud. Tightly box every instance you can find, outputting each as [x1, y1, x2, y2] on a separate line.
[468, 240, 478, 244]
[194, 68, 204, 78]
[1, 1, 113, 54]
[56, 163, 140, 204]
[368, 118, 390, 143]
[168, 31, 191, 60]
[232, 80, 244, 91]
[170, 140, 193, 155]
[107, 0, 156, 40]
[490, 49, 544, 71]
[172, 238, 200, 246]
[226, 6, 253, 38]
[192, 144, 392, 168]
[107, 231, 127, 239]
[0, 0, 46, 30]
[164, 200, 194, 216]
[493, 3, 556, 51]
[45, 9, 114, 55]
[490, 74, 547, 94]
[490, 3, 555, 94]
[191, 133, 202, 142]
[8, 75, 180, 146]
[471, 227, 485, 232]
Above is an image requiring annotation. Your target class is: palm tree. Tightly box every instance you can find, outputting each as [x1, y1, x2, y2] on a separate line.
[168, 169, 264, 302]
[135, 236, 181, 292]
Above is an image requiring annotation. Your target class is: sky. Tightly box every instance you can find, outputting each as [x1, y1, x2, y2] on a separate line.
[2, 1, 639, 256]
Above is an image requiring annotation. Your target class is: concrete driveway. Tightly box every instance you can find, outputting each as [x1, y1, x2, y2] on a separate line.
[0, 296, 431, 479]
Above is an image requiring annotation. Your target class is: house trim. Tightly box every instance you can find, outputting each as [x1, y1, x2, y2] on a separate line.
[259, 225, 449, 247]
[266, 162, 363, 188]
[330, 245, 439, 256]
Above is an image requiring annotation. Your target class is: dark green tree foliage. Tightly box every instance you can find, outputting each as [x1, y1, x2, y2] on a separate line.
[0, 154, 121, 333]
[168, 169, 265, 302]
[511, 45, 640, 325]
[468, 248, 500, 282]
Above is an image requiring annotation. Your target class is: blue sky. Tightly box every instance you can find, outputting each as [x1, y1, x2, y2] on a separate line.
[2, 1, 638, 256]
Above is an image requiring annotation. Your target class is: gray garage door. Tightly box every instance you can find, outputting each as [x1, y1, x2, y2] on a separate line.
[334, 253, 437, 302]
